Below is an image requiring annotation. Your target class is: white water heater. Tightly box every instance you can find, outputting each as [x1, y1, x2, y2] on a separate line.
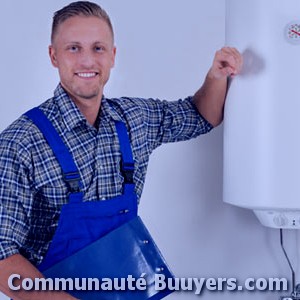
[223, 0, 300, 229]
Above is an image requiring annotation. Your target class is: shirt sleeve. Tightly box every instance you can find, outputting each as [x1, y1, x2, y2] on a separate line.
[129, 96, 213, 151]
[0, 137, 32, 261]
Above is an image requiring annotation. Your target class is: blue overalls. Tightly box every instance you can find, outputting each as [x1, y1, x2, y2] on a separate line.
[25, 107, 138, 271]
[25, 108, 174, 300]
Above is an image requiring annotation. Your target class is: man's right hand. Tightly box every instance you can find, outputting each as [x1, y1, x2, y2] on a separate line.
[0, 254, 77, 300]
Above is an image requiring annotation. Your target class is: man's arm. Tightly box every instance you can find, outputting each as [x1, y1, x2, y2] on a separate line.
[0, 254, 77, 300]
[193, 47, 243, 127]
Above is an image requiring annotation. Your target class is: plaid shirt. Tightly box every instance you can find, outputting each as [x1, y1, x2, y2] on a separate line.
[0, 84, 212, 265]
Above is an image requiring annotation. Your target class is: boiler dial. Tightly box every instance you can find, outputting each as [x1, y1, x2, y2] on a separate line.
[285, 21, 300, 44]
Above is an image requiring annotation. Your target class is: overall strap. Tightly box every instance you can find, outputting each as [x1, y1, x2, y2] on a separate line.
[25, 108, 136, 198]
[114, 121, 135, 185]
[24, 108, 82, 198]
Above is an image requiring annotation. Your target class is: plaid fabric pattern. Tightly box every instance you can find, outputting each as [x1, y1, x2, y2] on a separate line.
[0, 84, 212, 265]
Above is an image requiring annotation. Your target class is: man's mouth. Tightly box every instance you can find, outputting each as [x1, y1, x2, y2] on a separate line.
[76, 72, 98, 78]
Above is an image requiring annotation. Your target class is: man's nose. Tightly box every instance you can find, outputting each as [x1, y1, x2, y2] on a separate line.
[78, 50, 96, 68]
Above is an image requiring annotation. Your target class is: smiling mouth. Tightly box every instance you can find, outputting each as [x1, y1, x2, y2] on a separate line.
[76, 72, 98, 78]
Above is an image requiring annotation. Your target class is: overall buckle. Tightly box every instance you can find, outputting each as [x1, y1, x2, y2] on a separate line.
[121, 162, 134, 184]
[63, 172, 81, 193]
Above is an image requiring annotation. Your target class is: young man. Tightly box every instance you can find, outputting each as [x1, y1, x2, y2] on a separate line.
[0, 1, 242, 299]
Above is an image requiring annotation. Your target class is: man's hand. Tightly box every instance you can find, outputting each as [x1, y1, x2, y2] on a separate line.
[0, 254, 77, 300]
[208, 47, 243, 80]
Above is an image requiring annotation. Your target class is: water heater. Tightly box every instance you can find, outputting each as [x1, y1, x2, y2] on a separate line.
[223, 0, 300, 229]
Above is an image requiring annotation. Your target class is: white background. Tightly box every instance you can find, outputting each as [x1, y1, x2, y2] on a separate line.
[0, 1, 299, 299]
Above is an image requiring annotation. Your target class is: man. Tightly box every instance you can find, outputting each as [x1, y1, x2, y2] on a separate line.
[0, 1, 242, 299]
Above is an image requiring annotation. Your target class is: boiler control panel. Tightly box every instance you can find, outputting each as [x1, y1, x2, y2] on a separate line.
[254, 210, 300, 229]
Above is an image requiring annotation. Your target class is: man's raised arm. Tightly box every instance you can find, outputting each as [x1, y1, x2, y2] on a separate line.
[193, 47, 243, 127]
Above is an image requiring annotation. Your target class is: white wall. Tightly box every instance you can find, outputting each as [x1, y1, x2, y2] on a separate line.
[0, 1, 298, 299]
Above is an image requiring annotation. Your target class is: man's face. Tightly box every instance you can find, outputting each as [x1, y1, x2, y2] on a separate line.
[49, 16, 116, 104]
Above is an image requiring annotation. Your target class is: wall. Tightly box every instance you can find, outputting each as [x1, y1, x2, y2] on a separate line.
[0, 1, 298, 299]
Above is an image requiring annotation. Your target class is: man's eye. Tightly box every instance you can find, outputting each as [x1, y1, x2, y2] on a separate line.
[69, 46, 79, 52]
[95, 46, 105, 52]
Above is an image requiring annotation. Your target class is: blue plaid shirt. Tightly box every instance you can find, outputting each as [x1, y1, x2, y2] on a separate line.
[0, 84, 212, 265]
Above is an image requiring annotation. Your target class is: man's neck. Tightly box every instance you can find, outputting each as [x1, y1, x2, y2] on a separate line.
[60, 84, 103, 127]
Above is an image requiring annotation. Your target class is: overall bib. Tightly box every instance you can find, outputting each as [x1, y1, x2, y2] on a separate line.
[25, 108, 174, 300]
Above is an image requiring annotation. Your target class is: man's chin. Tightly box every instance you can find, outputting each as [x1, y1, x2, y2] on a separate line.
[75, 89, 100, 101]
[78, 93, 98, 100]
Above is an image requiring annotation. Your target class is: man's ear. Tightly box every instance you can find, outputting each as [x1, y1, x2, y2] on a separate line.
[49, 45, 58, 68]
[111, 46, 116, 68]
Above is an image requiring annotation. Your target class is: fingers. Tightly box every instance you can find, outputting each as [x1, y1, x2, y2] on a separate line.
[212, 47, 243, 78]
[225, 46, 243, 74]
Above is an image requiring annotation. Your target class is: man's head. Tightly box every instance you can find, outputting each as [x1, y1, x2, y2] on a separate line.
[51, 1, 114, 44]
[49, 1, 116, 106]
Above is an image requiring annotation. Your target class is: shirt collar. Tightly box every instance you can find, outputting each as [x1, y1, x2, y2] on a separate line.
[53, 84, 87, 131]
[99, 97, 123, 123]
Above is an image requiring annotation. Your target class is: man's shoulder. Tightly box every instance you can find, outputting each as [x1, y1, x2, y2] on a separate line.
[106, 96, 143, 107]
[0, 97, 56, 149]
[106, 95, 157, 105]
[105, 95, 161, 117]
[104, 96, 152, 125]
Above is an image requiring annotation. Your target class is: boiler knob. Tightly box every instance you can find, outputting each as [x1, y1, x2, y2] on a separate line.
[273, 214, 288, 227]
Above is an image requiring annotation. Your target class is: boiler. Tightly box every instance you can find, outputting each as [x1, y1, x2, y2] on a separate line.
[223, 0, 300, 229]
